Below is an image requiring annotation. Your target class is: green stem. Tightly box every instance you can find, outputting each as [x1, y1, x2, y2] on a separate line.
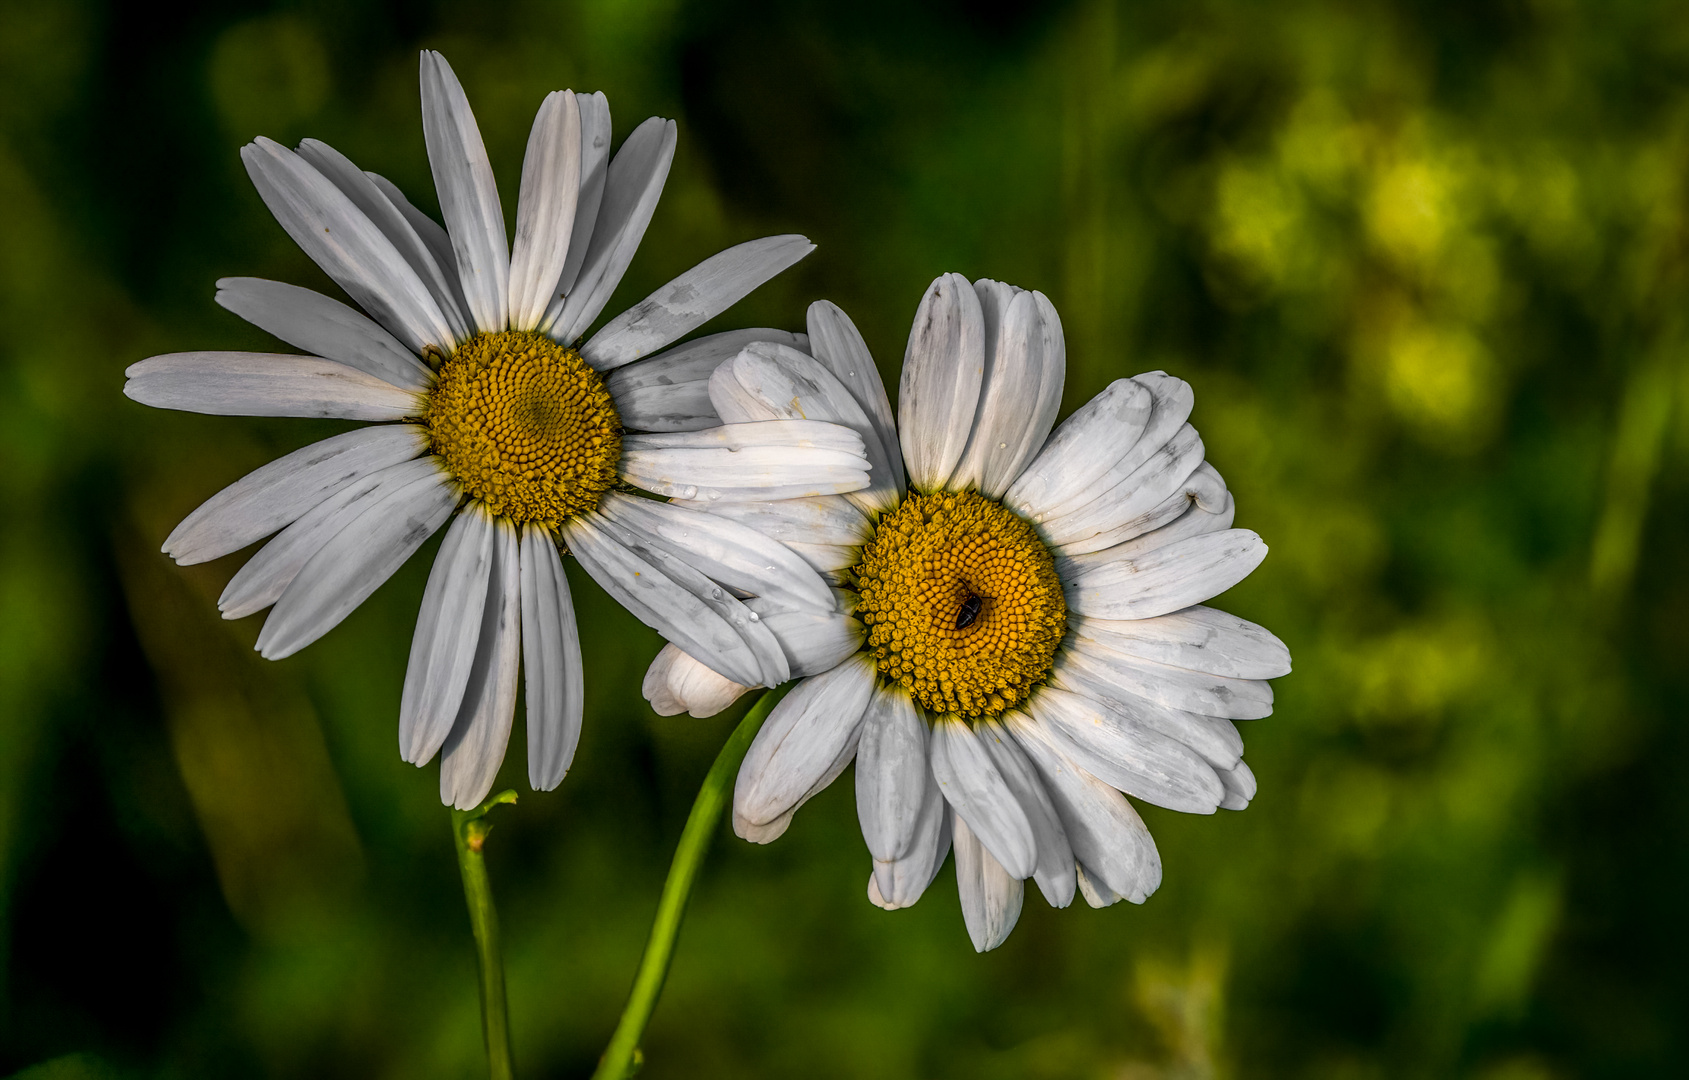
[592, 685, 790, 1080]
[453, 789, 520, 1080]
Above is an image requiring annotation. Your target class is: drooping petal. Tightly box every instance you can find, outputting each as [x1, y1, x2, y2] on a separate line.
[255, 461, 458, 659]
[950, 284, 1066, 499]
[734, 655, 875, 834]
[806, 300, 904, 500]
[619, 420, 870, 502]
[549, 117, 677, 343]
[928, 716, 1037, 879]
[1024, 686, 1224, 813]
[1005, 378, 1153, 520]
[597, 492, 834, 614]
[977, 717, 1076, 908]
[867, 770, 952, 911]
[419, 51, 510, 333]
[295, 139, 471, 342]
[215, 277, 431, 391]
[952, 810, 1024, 953]
[164, 424, 427, 565]
[508, 91, 582, 332]
[1062, 529, 1268, 620]
[605, 328, 808, 433]
[1007, 711, 1162, 904]
[899, 273, 985, 492]
[643, 642, 753, 718]
[124, 353, 422, 420]
[562, 511, 780, 687]
[398, 507, 495, 766]
[582, 235, 815, 369]
[439, 517, 522, 809]
[1216, 759, 1257, 811]
[239, 137, 455, 353]
[709, 342, 900, 513]
[520, 523, 584, 790]
[856, 685, 932, 864]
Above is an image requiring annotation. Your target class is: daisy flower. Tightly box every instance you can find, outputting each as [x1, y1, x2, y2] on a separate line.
[125, 52, 868, 810]
[643, 274, 1291, 951]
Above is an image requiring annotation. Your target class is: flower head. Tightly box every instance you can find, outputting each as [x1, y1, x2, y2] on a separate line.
[644, 274, 1290, 950]
[125, 52, 871, 809]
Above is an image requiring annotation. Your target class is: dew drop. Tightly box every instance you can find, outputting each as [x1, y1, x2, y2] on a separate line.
[748, 611, 760, 621]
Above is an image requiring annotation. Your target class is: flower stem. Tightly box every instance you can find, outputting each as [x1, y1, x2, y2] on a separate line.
[592, 685, 790, 1080]
[453, 789, 521, 1080]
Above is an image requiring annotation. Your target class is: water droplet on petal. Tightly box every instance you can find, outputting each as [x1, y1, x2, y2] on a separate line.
[748, 611, 760, 622]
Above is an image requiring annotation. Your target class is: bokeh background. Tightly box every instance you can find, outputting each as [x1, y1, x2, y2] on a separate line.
[3, 0, 1687, 1077]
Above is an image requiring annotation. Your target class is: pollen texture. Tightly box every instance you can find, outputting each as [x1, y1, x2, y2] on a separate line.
[853, 490, 1066, 720]
[427, 331, 622, 526]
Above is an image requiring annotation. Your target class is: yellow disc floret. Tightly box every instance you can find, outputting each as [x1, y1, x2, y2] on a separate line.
[427, 331, 622, 526]
[853, 490, 1066, 720]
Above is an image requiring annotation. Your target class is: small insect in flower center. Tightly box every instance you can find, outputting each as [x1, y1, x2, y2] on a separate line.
[853, 490, 1066, 720]
[426, 331, 623, 527]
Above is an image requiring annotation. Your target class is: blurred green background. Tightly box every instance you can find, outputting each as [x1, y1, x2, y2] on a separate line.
[3, 0, 1687, 1076]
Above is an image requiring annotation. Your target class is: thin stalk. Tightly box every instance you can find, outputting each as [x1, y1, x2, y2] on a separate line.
[453, 789, 520, 1080]
[592, 685, 790, 1080]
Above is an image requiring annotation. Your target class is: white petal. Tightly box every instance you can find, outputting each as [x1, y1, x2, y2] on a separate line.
[806, 300, 904, 500]
[215, 277, 431, 391]
[439, 517, 522, 809]
[255, 462, 458, 658]
[1007, 711, 1162, 904]
[1054, 460, 1227, 557]
[125, 353, 421, 420]
[951, 285, 1066, 499]
[977, 717, 1076, 908]
[240, 137, 454, 353]
[365, 170, 472, 318]
[419, 51, 509, 333]
[1065, 634, 1273, 720]
[548, 92, 613, 310]
[855, 685, 931, 861]
[677, 494, 869, 548]
[295, 139, 471, 341]
[619, 420, 870, 502]
[549, 116, 676, 343]
[1005, 378, 1153, 519]
[928, 716, 1037, 879]
[218, 457, 437, 619]
[508, 91, 582, 332]
[709, 342, 900, 513]
[1024, 686, 1223, 813]
[1040, 424, 1205, 549]
[752, 605, 865, 677]
[597, 492, 833, 614]
[1018, 372, 1194, 527]
[643, 642, 752, 718]
[1061, 483, 1236, 565]
[521, 524, 584, 790]
[734, 655, 875, 832]
[1071, 606, 1290, 680]
[1052, 649, 1245, 770]
[165, 425, 426, 565]
[1062, 529, 1268, 620]
[399, 507, 494, 766]
[898, 273, 985, 491]
[583, 236, 815, 369]
[1076, 865, 1124, 909]
[952, 810, 1024, 952]
[1217, 759, 1257, 811]
[607, 329, 808, 432]
[867, 767, 952, 910]
[562, 511, 779, 687]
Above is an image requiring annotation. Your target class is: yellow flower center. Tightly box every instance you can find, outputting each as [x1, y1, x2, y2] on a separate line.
[426, 331, 622, 526]
[853, 490, 1066, 720]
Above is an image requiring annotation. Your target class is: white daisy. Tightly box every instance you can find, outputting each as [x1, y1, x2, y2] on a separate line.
[125, 51, 870, 810]
[642, 274, 1291, 951]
